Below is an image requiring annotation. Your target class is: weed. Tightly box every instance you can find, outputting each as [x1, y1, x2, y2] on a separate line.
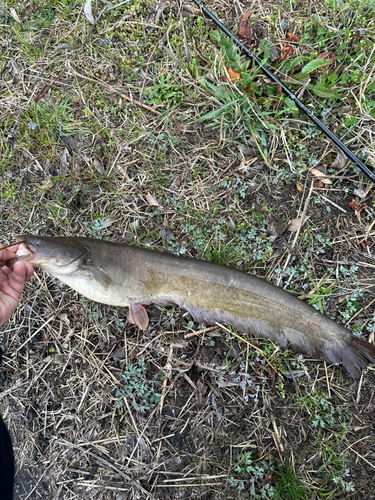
[26, 101, 86, 142]
[1, 180, 17, 201]
[297, 391, 354, 493]
[228, 452, 276, 499]
[272, 462, 309, 499]
[115, 358, 164, 414]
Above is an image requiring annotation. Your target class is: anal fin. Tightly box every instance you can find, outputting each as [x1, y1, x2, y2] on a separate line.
[128, 303, 149, 330]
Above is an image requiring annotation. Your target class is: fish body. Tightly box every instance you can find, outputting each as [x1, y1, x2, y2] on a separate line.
[13, 235, 375, 378]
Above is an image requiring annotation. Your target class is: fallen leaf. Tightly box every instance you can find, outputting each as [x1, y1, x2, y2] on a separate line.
[7, 59, 21, 80]
[353, 29, 365, 40]
[267, 219, 284, 240]
[279, 32, 299, 60]
[348, 202, 361, 211]
[172, 114, 182, 133]
[270, 45, 280, 61]
[266, 366, 277, 381]
[285, 32, 299, 43]
[331, 151, 347, 169]
[84, 0, 95, 24]
[316, 51, 337, 72]
[353, 188, 366, 199]
[59, 148, 71, 176]
[310, 168, 332, 184]
[9, 7, 21, 23]
[296, 179, 304, 192]
[61, 135, 78, 151]
[228, 66, 240, 82]
[287, 218, 302, 232]
[238, 12, 252, 47]
[279, 45, 294, 61]
[146, 193, 163, 209]
[314, 180, 324, 188]
[182, 3, 199, 15]
[53, 354, 67, 364]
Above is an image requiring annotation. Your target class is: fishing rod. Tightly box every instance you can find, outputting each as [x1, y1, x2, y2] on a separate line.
[191, 0, 375, 184]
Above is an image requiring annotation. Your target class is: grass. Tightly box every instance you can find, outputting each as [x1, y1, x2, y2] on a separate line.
[1, 0, 375, 498]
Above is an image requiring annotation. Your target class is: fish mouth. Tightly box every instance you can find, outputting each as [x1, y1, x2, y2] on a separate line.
[14, 237, 35, 261]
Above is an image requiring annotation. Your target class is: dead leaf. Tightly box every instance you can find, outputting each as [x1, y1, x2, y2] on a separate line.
[270, 45, 280, 61]
[296, 179, 304, 192]
[314, 180, 324, 188]
[239, 12, 252, 47]
[331, 151, 347, 170]
[53, 354, 67, 365]
[279, 45, 294, 61]
[84, 0, 95, 24]
[310, 168, 332, 184]
[113, 347, 125, 361]
[267, 219, 284, 240]
[172, 114, 182, 134]
[287, 218, 302, 232]
[353, 188, 366, 199]
[9, 7, 21, 23]
[59, 148, 71, 176]
[182, 3, 199, 15]
[279, 32, 299, 61]
[266, 366, 277, 381]
[61, 135, 78, 151]
[285, 32, 299, 43]
[317, 51, 337, 72]
[7, 59, 21, 80]
[348, 202, 361, 212]
[196, 380, 208, 409]
[228, 66, 240, 82]
[146, 193, 163, 209]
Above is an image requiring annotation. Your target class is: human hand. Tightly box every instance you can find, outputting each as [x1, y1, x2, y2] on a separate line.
[0, 244, 34, 327]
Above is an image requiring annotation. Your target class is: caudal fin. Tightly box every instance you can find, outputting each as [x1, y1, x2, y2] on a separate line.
[340, 336, 375, 378]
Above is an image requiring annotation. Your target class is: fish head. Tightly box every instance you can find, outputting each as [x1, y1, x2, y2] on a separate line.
[14, 235, 90, 274]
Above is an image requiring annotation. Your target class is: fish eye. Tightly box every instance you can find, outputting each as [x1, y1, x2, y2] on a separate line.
[35, 240, 41, 246]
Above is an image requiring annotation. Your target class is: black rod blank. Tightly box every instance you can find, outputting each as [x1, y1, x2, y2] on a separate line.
[191, 0, 375, 184]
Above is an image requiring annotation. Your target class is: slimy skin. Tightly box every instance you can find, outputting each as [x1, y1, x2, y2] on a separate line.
[12, 235, 375, 378]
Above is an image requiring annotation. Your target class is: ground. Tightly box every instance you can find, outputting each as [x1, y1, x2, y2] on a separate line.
[1, 0, 375, 499]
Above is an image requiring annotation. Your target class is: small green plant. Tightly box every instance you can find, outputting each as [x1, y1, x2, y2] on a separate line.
[272, 462, 309, 499]
[297, 391, 354, 493]
[115, 358, 164, 414]
[28, 100, 86, 141]
[228, 452, 275, 499]
[1, 180, 17, 201]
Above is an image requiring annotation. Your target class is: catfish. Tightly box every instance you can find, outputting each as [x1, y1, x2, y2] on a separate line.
[11, 235, 375, 378]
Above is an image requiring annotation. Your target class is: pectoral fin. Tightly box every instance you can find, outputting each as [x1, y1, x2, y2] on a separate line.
[127, 303, 149, 330]
[81, 264, 111, 290]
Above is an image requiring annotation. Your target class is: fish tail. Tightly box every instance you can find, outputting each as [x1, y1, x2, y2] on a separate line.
[341, 336, 375, 378]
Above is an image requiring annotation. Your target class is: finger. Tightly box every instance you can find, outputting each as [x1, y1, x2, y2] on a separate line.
[9, 261, 29, 294]
[25, 263, 34, 280]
